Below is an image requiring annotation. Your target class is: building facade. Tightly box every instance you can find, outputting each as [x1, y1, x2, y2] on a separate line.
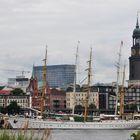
[8, 76, 30, 92]
[66, 91, 99, 110]
[128, 18, 140, 87]
[0, 94, 29, 108]
[34, 65, 75, 89]
[49, 88, 66, 112]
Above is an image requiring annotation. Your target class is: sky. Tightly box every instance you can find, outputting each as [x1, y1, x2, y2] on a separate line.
[0, 0, 139, 85]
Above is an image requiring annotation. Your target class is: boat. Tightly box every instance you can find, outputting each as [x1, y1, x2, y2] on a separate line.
[8, 117, 140, 130]
[8, 44, 140, 130]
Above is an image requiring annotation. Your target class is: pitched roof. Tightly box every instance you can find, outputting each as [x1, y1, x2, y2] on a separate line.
[0, 90, 11, 95]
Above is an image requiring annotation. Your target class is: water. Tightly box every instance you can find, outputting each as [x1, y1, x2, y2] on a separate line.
[30, 129, 138, 140]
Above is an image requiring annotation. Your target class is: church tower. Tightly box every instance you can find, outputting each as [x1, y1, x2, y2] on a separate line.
[128, 17, 140, 87]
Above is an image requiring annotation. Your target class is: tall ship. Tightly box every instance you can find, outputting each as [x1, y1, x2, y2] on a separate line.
[8, 44, 140, 130]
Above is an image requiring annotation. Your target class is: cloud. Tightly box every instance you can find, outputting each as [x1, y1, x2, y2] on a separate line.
[0, 0, 139, 85]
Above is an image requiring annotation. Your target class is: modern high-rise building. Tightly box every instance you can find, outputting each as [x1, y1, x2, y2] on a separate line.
[34, 64, 75, 89]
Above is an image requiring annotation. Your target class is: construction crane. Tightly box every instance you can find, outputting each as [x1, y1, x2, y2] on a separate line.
[0, 69, 30, 77]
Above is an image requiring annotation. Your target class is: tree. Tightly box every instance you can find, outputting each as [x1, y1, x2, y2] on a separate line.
[0, 106, 6, 114]
[88, 103, 96, 110]
[6, 101, 21, 114]
[74, 105, 85, 114]
[11, 88, 25, 95]
[88, 103, 97, 116]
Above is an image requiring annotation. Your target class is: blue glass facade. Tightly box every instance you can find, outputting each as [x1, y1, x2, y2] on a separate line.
[34, 65, 75, 89]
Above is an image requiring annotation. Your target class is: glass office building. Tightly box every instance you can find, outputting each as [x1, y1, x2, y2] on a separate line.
[34, 65, 75, 89]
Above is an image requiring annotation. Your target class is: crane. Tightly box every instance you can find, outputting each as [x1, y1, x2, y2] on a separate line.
[0, 69, 30, 77]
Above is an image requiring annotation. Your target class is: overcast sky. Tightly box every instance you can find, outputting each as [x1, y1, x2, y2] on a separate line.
[0, 0, 139, 85]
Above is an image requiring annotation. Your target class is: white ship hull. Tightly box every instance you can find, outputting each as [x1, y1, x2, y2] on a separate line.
[8, 118, 140, 130]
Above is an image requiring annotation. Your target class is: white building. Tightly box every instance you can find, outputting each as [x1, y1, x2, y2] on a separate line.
[66, 91, 99, 110]
[8, 76, 30, 92]
[0, 94, 29, 108]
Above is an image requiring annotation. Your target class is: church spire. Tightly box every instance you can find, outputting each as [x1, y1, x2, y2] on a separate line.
[136, 17, 139, 28]
[136, 12, 139, 28]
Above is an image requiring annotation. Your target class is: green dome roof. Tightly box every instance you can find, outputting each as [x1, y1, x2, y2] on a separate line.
[133, 18, 140, 38]
[133, 28, 140, 37]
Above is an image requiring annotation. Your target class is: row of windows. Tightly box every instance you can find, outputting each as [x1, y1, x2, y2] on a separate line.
[127, 88, 140, 92]
[0, 99, 28, 103]
[109, 105, 115, 109]
[8, 96, 28, 99]
[67, 93, 97, 96]
[7, 99, 28, 103]
[125, 93, 140, 96]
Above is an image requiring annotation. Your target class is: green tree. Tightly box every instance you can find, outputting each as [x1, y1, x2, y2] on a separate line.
[0, 106, 6, 114]
[88, 103, 96, 115]
[88, 103, 96, 110]
[11, 88, 25, 95]
[74, 105, 85, 114]
[6, 101, 21, 114]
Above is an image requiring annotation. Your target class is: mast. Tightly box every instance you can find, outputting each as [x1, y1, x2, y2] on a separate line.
[72, 41, 80, 114]
[84, 48, 92, 122]
[120, 64, 125, 116]
[115, 41, 123, 115]
[33, 64, 38, 97]
[40, 46, 47, 116]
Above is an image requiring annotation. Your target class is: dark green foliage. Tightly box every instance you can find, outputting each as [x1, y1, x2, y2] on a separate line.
[0, 107, 6, 114]
[11, 88, 25, 96]
[88, 103, 96, 110]
[74, 105, 85, 114]
[0, 86, 4, 90]
[74, 105, 85, 111]
[6, 101, 21, 115]
[74, 116, 84, 122]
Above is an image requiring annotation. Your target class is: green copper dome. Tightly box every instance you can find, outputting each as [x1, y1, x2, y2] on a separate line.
[133, 18, 140, 38]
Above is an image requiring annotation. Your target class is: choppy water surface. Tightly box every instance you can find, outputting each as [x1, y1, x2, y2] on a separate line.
[28, 129, 138, 140]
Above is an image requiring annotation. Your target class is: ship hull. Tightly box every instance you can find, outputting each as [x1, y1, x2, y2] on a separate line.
[8, 118, 140, 130]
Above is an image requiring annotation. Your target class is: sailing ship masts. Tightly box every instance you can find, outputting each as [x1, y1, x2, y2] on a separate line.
[72, 41, 80, 114]
[84, 48, 92, 122]
[115, 41, 123, 115]
[120, 64, 125, 116]
[73, 45, 79, 93]
[40, 46, 47, 116]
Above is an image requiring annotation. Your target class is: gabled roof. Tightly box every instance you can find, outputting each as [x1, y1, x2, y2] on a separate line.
[0, 90, 12, 95]
[3, 87, 14, 91]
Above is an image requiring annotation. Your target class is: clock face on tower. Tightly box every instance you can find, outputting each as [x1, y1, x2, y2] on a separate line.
[136, 38, 140, 44]
[131, 49, 136, 56]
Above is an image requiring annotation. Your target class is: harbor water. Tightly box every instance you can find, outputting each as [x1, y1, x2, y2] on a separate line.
[25, 129, 138, 140]
[51, 130, 137, 140]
